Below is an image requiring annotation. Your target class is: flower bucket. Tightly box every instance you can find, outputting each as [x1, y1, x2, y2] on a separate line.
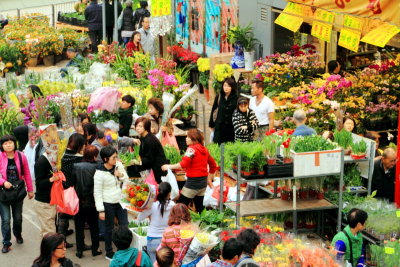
[350, 153, 366, 160]
[27, 57, 38, 67]
[43, 55, 55, 66]
[267, 158, 277, 165]
[244, 50, 255, 71]
[317, 191, 324, 200]
[308, 189, 317, 199]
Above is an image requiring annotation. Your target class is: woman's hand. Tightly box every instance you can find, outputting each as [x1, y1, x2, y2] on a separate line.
[50, 174, 60, 183]
[161, 164, 170, 171]
[28, 192, 34, 199]
[133, 138, 141, 146]
[3, 181, 12, 189]
[207, 174, 215, 189]
[99, 212, 105, 220]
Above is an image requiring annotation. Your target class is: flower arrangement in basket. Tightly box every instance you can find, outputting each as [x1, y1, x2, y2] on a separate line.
[121, 182, 155, 212]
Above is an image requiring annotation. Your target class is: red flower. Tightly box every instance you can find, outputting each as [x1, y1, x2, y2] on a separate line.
[265, 129, 276, 136]
[287, 129, 295, 135]
[291, 44, 300, 51]
[137, 200, 144, 207]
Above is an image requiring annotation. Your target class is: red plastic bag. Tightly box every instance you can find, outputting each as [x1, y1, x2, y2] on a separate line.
[50, 172, 66, 208]
[211, 184, 229, 203]
[144, 170, 158, 187]
[57, 187, 79, 215]
[161, 132, 180, 151]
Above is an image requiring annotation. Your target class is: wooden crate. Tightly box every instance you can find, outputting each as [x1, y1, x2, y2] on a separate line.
[209, 52, 234, 101]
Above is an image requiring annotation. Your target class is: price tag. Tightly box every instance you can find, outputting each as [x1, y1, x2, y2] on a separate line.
[274, 13, 304, 33]
[338, 29, 361, 52]
[311, 21, 332, 43]
[385, 247, 395, 254]
[343, 15, 363, 30]
[396, 210, 400, 218]
[361, 23, 400, 47]
[283, 2, 313, 18]
[315, 9, 335, 24]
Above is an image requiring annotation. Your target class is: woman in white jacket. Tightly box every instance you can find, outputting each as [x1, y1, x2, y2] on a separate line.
[93, 146, 128, 261]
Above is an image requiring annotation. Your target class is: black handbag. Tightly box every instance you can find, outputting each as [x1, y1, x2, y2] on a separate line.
[0, 152, 27, 203]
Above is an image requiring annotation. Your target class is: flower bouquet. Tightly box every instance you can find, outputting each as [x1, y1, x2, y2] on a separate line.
[119, 145, 141, 167]
[182, 231, 219, 266]
[120, 182, 155, 212]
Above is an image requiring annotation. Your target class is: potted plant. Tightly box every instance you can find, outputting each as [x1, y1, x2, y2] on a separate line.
[174, 103, 196, 125]
[263, 134, 281, 165]
[253, 145, 265, 176]
[281, 133, 293, 163]
[350, 139, 367, 160]
[299, 179, 309, 200]
[280, 180, 291, 200]
[227, 23, 259, 70]
[197, 58, 210, 102]
[333, 129, 353, 155]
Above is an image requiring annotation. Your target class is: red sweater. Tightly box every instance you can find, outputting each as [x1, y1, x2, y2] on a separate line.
[180, 144, 217, 178]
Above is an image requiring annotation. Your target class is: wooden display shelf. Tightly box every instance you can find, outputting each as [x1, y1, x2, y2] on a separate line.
[225, 198, 336, 217]
[56, 22, 88, 32]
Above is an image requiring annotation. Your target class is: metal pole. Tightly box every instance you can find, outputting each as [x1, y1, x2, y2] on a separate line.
[395, 105, 400, 207]
[113, 0, 118, 42]
[367, 141, 375, 195]
[52, 4, 56, 27]
[202, 103, 207, 145]
[337, 149, 345, 232]
[219, 143, 225, 212]
[236, 155, 241, 228]
[102, 0, 106, 42]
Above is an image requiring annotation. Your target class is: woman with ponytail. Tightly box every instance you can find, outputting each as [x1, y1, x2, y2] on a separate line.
[138, 182, 175, 264]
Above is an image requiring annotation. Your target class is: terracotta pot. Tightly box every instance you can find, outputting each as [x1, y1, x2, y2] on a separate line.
[251, 169, 257, 175]
[27, 57, 38, 67]
[43, 55, 55, 66]
[283, 157, 293, 164]
[258, 170, 265, 176]
[305, 223, 316, 229]
[204, 88, 210, 102]
[280, 192, 289, 200]
[267, 158, 277, 165]
[299, 191, 308, 200]
[308, 189, 317, 199]
[351, 153, 366, 160]
[317, 192, 324, 200]
[241, 170, 251, 176]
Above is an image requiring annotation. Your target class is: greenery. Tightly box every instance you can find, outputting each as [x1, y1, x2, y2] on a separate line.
[350, 139, 367, 155]
[333, 129, 353, 149]
[163, 145, 182, 164]
[292, 135, 337, 153]
[227, 23, 259, 51]
[199, 71, 210, 88]
[344, 164, 362, 187]
[135, 227, 147, 237]
[174, 103, 195, 119]
[262, 135, 281, 159]
[190, 209, 234, 232]
[128, 220, 149, 228]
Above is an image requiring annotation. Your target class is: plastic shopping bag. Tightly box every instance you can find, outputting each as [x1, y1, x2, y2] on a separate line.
[50, 172, 66, 208]
[144, 170, 158, 187]
[211, 184, 229, 203]
[161, 132, 180, 151]
[161, 169, 179, 200]
[57, 187, 79, 215]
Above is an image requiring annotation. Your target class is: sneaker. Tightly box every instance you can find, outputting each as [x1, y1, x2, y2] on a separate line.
[105, 251, 114, 261]
[1, 245, 11, 253]
[16, 236, 23, 244]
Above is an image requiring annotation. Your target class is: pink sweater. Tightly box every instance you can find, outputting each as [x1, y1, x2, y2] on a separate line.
[0, 151, 33, 192]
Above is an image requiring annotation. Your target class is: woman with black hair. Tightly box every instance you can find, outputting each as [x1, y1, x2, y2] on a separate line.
[236, 229, 261, 267]
[138, 182, 175, 264]
[94, 145, 129, 260]
[58, 133, 86, 248]
[0, 135, 33, 253]
[32, 233, 75, 267]
[209, 77, 239, 144]
[82, 123, 98, 144]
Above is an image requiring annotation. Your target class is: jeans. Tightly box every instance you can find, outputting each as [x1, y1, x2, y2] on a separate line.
[0, 200, 23, 246]
[147, 237, 162, 264]
[74, 206, 99, 253]
[104, 203, 128, 253]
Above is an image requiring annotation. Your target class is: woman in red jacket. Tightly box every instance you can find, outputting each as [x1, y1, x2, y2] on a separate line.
[126, 31, 143, 56]
[162, 129, 216, 213]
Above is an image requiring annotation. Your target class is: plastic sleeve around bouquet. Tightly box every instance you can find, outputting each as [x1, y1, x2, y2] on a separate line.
[58, 95, 73, 128]
[181, 231, 219, 265]
[39, 124, 60, 172]
[120, 180, 156, 212]
[87, 87, 121, 114]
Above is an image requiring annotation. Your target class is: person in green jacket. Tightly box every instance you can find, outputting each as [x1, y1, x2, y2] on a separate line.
[331, 208, 368, 267]
[110, 226, 152, 266]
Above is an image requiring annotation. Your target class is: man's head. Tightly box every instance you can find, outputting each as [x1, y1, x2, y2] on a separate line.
[112, 226, 132, 250]
[125, 0, 132, 8]
[156, 247, 174, 267]
[66, 48, 77, 59]
[142, 17, 150, 30]
[222, 238, 243, 264]
[121, 95, 135, 110]
[293, 109, 307, 126]
[382, 147, 397, 170]
[237, 229, 260, 255]
[347, 208, 368, 232]
[140, 1, 148, 9]
[250, 79, 264, 97]
[328, 60, 340, 74]
[97, 130, 108, 146]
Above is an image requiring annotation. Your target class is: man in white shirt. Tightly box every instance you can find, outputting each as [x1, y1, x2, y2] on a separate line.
[138, 17, 155, 60]
[249, 79, 275, 141]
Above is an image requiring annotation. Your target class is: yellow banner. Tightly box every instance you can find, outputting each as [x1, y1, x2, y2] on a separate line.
[275, 13, 304, 32]
[361, 23, 400, 47]
[343, 15, 363, 30]
[339, 29, 361, 52]
[283, 2, 314, 18]
[315, 9, 335, 23]
[163, 0, 171, 16]
[151, 0, 162, 17]
[289, 0, 400, 27]
[311, 21, 332, 43]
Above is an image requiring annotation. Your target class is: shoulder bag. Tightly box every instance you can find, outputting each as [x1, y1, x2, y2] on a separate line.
[0, 152, 27, 203]
[212, 94, 221, 123]
[342, 230, 354, 266]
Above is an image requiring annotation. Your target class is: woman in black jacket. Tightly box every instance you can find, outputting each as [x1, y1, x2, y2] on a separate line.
[130, 117, 167, 183]
[71, 145, 102, 258]
[209, 77, 239, 144]
[121, 0, 135, 45]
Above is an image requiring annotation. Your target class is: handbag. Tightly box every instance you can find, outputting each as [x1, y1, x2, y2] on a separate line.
[0, 152, 27, 203]
[117, 12, 123, 30]
[212, 94, 221, 123]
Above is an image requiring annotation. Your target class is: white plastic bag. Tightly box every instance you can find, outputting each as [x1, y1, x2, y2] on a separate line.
[161, 169, 179, 200]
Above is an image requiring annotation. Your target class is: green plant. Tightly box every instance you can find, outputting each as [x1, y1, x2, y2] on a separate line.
[190, 209, 232, 232]
[344, 164, 362, 187]
[199, 71, 210, 88]
[128, 220, 149, 228]
[174, 103, 196, 119]
[163, 145, 182, 164]
[333, 129, 353, 149]
[135, 227, 147, 236]
[292, 136, 337, 153]
[206, 143, 220, 167]
[119, 145, 140, 167]
[350, 140, 367, 155]
[262, 135, 281, 158]
[227, 23, 260, 51]
[253, 144, 265, 171]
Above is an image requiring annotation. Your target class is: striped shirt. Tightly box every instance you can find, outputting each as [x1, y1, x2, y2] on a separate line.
[160, 225, 191, 266]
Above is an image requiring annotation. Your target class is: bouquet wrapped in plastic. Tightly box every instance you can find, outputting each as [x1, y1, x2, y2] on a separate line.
[87, 87, 121, 113]
[120, 181, 156, 212]
[181, 231, 219, 266]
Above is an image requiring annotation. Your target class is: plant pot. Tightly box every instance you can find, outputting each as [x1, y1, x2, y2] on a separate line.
[299, 190, 308, 200]
[204, 88, 210, 102]
[257, 170, 265, 176]
[230, 42, 245, 69]
[244, 50, 255, 71]
[232, 164, 237, 170]
[308, 189, 317, 199]
[267, 158, 277, 165]
[55, 54, 63, 63]
[280, 192, 289, 200]
[283, 157, 293, 164]
[241, 170, 251, 177]
[27, 57, 38, 67]
[317, 192, 324, 200]
[43, 55, 55, 66]
[350, 153, 366, 160]
[305, 223, 317, 229]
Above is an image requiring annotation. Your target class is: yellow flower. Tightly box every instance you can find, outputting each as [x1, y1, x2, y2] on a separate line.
[213, 64, 234, 82]
[197, 58, 210, 72]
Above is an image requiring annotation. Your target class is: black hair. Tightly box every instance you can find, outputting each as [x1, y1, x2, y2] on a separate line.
[13, 125, 29, 151]
[236, 97, 249, 109]
[221, 77, 238, 97]
[135, 117, 151, 133]
[222, 238, 243, 260]
[156, 247, 174, 267]
[97, 129, 105, 139]
[140, 1, 148, 8]
[67, 133, 86, 154]
[347, 208, 368, 228]
[327, 60, 339, 73]
[343, 116, 356, 133]
[122, 95, 136, 107]
[112, 226, 132, 250]
[237, 229, 260, 255]
[0, 134, 18, 152]
[157, 182, 172, 217]
[129, 31, 141, 42]
[29, 85, 43, 98]
[83, 123, 98, 144]
[100, 145, 117, 163]
[78, 113, 91, 124]
[33, 233, 66, 267]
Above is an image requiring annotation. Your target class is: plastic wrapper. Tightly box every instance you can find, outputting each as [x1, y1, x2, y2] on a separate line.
[58, 94, 73, 128]
[182, 232, 218, 265]
[39, 124, 60, 172]
[87, 87, 121, 113]
[120, 181, 156, 212]
[149, 16, 173, 37]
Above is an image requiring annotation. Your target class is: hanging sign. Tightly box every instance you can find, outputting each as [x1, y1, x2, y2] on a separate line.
[311, 21, 332, 43]
[151, 0, 162, 17]
[315, 9, 335, 24]
[361, 23, 400, 47]
[274, 13, 304, 32]
[163, 0, 171, 16]
[343, 15, 363, 30]
[283, 2, 314, 18]
[338, 29, 361, 52]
